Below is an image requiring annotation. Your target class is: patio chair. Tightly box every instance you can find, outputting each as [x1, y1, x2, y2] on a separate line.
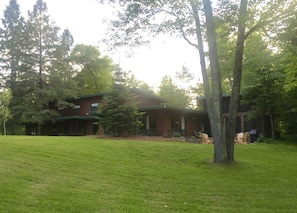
[201, 133, 213, 144]
[235, 132, 244, 144]
[243, 132, 250, 144]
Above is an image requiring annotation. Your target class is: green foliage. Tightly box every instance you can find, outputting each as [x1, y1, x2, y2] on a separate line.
[256, 136, 277, 144]
[158, 75, 190, 108]
[171, 131, 182, 138]
[175, 65, 194, 83]
[71, 44, 113, 95]
[0, 0, 30, 133]
[0, 1, 116, 134]
[20, 0, 67, 134]
[277, 13, 297, 134]
[98, 84, 143, 136]
[242, 66, 285, 114]
[242, 65, 285, 138]
[281, 87, 297, 134]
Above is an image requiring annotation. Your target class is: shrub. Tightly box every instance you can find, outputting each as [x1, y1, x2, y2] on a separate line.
[172, 132, 182, 138]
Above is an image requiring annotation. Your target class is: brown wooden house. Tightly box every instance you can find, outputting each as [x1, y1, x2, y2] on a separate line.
[27, 88, 208, 137]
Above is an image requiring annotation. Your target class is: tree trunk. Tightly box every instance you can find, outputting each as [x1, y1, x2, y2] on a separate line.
[226, 0, 248, 162]
[203, 0, 226, 163]
[269, 111, 275, 139]
[260, 113, 265, 137]
[3, 120, 6, 135]
[190, 1, 214, 133]
[37, 123, 41, 136]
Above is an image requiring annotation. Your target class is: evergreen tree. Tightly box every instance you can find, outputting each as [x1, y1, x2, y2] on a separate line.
[98, 84, 143, 136]
[50, 29, 78, 109]
[0, 0, 25, 87]
[23, 0, 61, 135]
[0, 0, 29, 133]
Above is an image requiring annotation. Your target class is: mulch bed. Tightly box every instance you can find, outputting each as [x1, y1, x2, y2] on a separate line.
[91, 135, 201, 143]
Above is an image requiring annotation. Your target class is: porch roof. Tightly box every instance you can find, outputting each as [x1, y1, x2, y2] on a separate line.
[55, 115, 98, 121]
[138, 105, 207, 115]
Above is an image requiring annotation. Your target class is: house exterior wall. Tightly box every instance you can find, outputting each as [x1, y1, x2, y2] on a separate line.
[185, 116, 202, 137]
[156, 111, 171, 137]
[37, 89, 208, 137]
[61, 96, 103, 117]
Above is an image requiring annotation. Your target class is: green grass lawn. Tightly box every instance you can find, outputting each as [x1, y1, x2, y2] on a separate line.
[0, 136, 296, 213]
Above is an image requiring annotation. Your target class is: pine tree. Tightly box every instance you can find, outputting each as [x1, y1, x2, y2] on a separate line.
[23, 0, 61, 135]
[0, 0, 25, 87]
[98, 84, 143, 136]
[50, 29, 78, 110]
[0, 0, 29, 134]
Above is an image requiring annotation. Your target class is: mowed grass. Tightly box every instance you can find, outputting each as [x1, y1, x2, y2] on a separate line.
[0, 136, 297, 213]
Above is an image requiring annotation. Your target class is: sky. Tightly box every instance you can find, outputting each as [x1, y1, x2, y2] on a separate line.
[0, 0, 202, 89]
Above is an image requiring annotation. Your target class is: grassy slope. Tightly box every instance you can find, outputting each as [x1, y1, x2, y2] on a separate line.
[0, 136, 296, 213]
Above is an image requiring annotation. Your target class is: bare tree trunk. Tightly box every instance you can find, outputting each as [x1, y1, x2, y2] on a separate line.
[3, 120, 6, 135]
[226, 0, 248, 162]
[203, 0, 226, 163]
[260, 113, 265, 137]
[190, 1, 214, 134]
[37, 123, 41, 136]
[269, 112, 275, 139]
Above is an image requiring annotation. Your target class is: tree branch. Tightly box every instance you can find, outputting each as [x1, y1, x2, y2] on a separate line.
[245, 8, 296, 39]
[178, 23, 198, 49]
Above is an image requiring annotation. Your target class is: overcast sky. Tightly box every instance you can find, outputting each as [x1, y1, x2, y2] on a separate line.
[0, 0, 202, 89]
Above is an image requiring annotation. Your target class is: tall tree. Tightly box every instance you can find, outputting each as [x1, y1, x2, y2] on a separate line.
[24, 0, 61, 135]
[0, 0, 30, 133]
[0, 0, 25, 87]
[277, 12, 297, 136]
[50, 29, 78, 109]
[100, 0, 296, 163]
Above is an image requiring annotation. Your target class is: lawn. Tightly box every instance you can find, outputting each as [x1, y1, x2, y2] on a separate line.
[0, 136, 296, 213]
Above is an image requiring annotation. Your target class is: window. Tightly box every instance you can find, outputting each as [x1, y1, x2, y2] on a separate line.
[90, 102, 99, 111]
[74, 105, 80, 110]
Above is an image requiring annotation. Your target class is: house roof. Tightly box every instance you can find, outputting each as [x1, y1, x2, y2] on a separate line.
[77, 93, 105, 100]
[72, 88, 165, 102]
[138, 105, 207, 115]
[197, 94, 231, 100]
